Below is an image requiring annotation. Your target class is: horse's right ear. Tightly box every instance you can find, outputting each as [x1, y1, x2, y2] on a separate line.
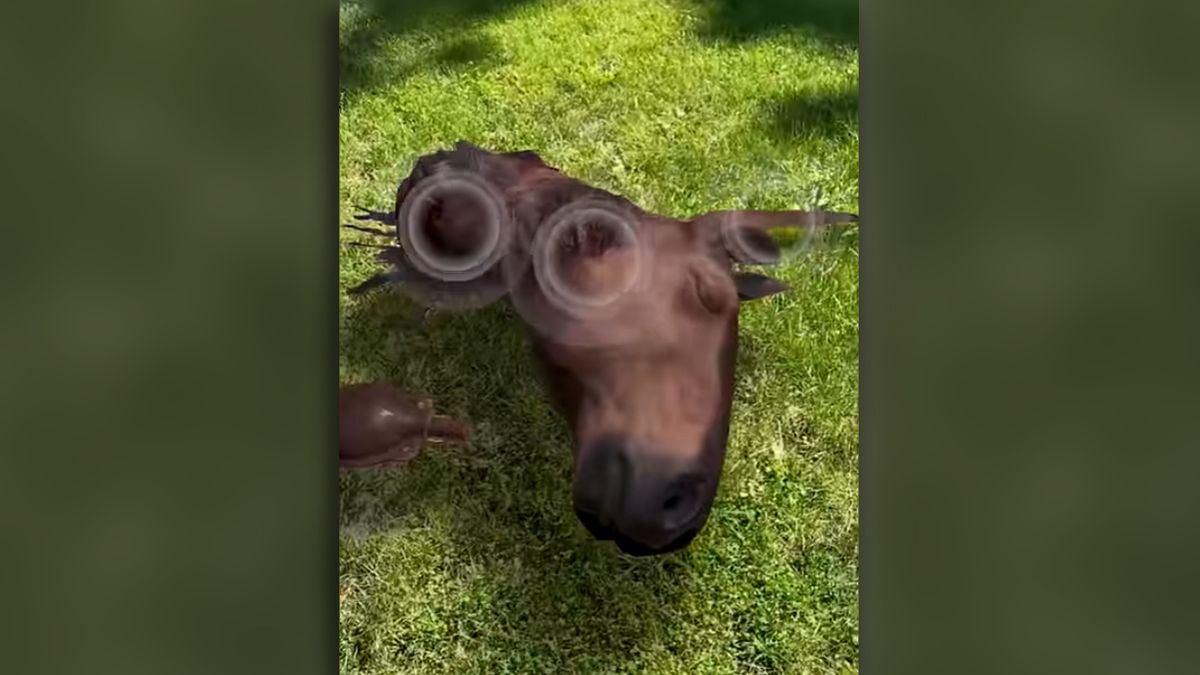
[733, 272, 790, 302]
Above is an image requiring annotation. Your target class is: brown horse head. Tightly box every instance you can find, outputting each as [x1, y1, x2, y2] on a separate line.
[347, 142, 857, 555]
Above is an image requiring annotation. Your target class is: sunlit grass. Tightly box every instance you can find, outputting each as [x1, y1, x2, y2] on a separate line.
[339, 0, 857, 672]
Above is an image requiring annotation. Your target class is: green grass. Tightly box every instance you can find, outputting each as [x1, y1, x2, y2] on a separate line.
[339, 0, 858, 672]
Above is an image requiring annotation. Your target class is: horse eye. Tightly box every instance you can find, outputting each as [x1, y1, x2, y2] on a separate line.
[690, 267, 735, 315]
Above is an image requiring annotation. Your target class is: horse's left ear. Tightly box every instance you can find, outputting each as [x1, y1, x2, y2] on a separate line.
[734, 272, 790, 301]
[691, 208, 858, 265]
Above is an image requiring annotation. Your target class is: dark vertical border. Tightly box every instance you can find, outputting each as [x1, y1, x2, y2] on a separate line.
[6, 0, 341, 673]
[860, 0, 1200, 673]
[328, 4, 343, 673]
[856, 0, 872, 671]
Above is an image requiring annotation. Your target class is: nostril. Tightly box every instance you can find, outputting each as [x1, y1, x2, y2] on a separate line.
[574, 438, 630, 523]
[660, 482, 703, 529]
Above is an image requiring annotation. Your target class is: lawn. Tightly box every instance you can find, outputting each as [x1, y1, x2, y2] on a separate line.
[338, 0, 859, 673]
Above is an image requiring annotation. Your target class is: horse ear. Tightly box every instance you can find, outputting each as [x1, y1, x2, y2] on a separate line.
[734, 272, 790, 301]
[732, 227, 782, 265]
[692, 209, 858, 264]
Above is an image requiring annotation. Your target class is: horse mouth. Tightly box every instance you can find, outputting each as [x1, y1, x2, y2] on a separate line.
[575, 508, 704, 557]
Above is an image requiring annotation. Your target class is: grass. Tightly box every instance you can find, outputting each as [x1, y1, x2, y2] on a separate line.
[338, 0, 858, 672]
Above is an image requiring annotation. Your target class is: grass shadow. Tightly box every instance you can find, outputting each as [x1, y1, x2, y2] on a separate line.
[338, 286, 695, 670]
[761, 87, 858, 145]
[685, 0, 858, 45]
[340, 30, 505, 96]
[339, 0, 535, 96]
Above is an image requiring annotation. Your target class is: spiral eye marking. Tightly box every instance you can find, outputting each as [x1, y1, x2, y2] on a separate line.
[531, 200, 648, 318]
[397, 169, 512, 283]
